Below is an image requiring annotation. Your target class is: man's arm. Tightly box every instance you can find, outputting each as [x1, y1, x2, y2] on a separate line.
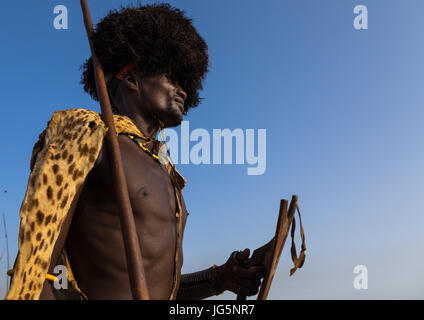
[176, 249, 265, 300]
[176, 266, 224, 300]
[38, 143, 105, 299]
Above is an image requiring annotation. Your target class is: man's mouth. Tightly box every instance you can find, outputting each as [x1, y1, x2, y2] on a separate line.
[174, 97, 185, 112]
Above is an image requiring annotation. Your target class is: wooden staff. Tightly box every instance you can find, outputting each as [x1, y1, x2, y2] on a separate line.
[237, 195, 299, 300]
[257, 195, 298, 300]
[80, 0, 150, 300]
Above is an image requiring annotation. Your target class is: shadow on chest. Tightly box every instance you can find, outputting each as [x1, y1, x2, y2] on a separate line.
[107, 141, 177, 219]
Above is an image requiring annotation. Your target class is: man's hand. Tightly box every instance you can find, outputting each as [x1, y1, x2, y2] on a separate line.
[248, 237, 275, 269]
[215, 249, 266, 297]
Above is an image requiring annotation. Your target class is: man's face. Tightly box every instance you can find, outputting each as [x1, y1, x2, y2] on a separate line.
[137, 74, 187, 128]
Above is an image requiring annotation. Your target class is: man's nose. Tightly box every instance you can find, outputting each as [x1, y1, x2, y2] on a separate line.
[176, 85, 187, 102]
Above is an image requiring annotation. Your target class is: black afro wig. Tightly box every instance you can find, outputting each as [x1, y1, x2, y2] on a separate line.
[80, 3, 209, 114]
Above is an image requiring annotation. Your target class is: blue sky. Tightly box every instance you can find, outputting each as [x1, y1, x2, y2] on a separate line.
[1, 0, 424, 299]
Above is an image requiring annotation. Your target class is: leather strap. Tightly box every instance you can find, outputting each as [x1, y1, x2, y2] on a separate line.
[289, 203, 306, 276]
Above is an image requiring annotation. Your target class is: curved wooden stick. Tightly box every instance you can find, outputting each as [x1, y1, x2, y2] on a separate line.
[80, 0, 150, 300]
[236, 195, 299, 300]
[257, 195, 298, 300]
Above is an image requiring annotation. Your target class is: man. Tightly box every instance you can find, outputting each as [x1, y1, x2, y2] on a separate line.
[7, 3, 268, 300]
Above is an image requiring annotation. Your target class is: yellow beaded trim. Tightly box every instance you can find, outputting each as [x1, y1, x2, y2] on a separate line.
[125, 134, 159, 161]
[7, 269, 57, 282]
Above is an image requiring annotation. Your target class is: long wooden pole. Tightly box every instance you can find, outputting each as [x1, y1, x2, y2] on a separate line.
[236, 195, 298, 300]
[80, 0, 150, 300]
[257, 195, 298, 300]
[3, 213, 10, 292]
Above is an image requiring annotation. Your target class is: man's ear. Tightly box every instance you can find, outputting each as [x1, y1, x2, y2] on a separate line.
[123, 71, 139, 91]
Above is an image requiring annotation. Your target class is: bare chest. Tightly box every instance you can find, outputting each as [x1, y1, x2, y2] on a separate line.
[65, 136, 188, 299]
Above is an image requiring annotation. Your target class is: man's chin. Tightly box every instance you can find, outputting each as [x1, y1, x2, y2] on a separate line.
[163, 113, 183, 128]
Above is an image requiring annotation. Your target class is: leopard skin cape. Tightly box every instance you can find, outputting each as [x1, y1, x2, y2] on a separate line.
[6, 108, 186, 300]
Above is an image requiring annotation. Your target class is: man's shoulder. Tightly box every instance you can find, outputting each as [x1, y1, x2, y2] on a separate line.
[30, 108, 106, 170]
[49, 108, 102, 125]
[49, 109, 143, 137]
[52, 107, 99, 116]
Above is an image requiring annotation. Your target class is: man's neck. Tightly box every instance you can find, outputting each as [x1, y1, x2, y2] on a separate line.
[128, 112, 160, 140]
[114, 93, 161, 140]
[115, 106, 160, 140]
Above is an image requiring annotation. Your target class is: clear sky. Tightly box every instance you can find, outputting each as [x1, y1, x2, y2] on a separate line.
[1, 0, 424, 299]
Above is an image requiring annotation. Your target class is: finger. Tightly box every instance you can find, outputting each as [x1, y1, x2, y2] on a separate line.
[236, 248, 250, 262]
[231, 284, 251, 297]
[248, 286, 260, 296]
[234, 265, 266, 279]
[236, 277, 253, 288]
[233, 282, 260, 297]
[248, 265, 266, 278]
[256, 265, 266, 278]
[236, 277, 261, 292]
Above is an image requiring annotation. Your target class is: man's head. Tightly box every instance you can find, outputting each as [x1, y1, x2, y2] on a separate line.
[80, 3, 209, 127]
[112, 72, 187, 128]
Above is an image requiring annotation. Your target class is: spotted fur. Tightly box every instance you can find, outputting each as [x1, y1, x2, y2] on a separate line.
[6, 108, 185, 300]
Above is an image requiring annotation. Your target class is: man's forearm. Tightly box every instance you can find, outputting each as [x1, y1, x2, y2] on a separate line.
[176, 266, 224, 300]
